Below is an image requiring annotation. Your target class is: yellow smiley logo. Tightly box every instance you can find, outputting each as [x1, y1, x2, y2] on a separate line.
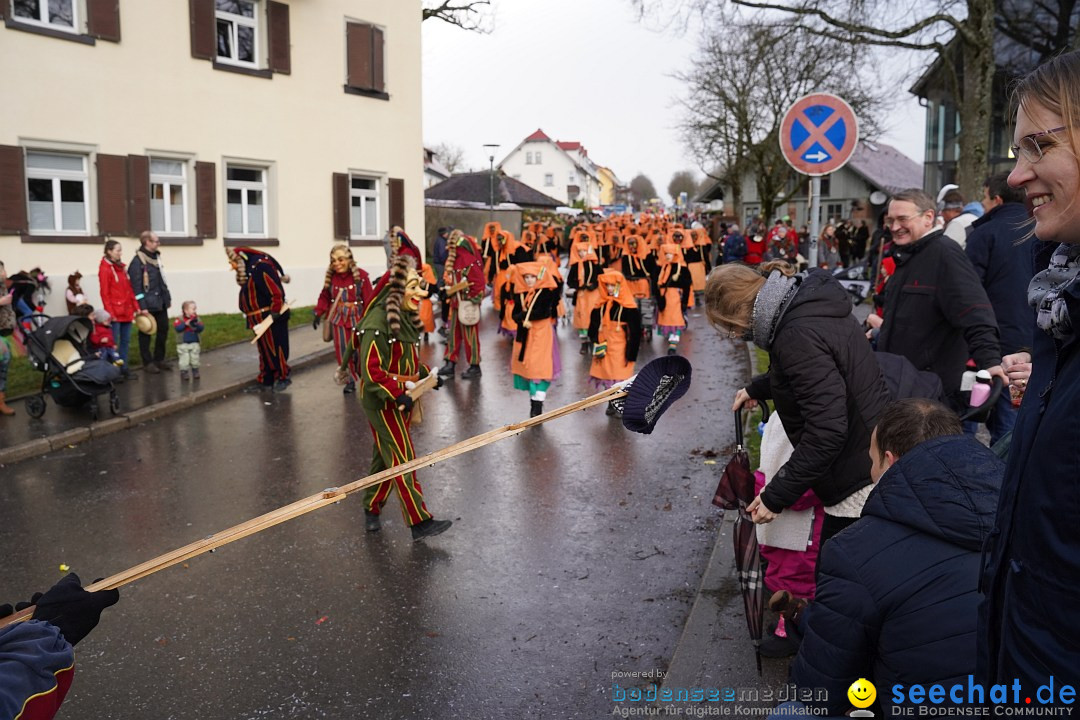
[847, 678, 876, 709]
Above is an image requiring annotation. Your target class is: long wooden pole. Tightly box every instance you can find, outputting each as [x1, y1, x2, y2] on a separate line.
[0, 383, 628, 628]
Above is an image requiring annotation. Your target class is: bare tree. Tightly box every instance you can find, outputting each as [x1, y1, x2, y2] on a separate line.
[629, 174, 659, 210]
[678, 21, 888, 223]
[431, 142, 466, 174]
[668, 170, 700, 204]
[422, 1, 493, 32]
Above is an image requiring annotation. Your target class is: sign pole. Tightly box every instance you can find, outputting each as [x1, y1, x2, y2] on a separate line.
[808, 176, 821, 268]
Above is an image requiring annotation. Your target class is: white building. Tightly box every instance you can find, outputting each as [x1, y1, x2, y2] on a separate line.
[0, 0, 424, 314]
[498, 129, 602, 209]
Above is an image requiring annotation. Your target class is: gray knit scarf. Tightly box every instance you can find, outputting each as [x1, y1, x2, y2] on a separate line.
[750, 270, 799, 351]
[1028, 243, 1080, 341]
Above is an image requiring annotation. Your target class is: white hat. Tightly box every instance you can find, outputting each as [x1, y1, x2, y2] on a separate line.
[936, 184, 959, 205]
[135, 313, 157, 335]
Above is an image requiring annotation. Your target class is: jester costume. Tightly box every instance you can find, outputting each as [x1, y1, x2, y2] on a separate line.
[228, 247, 291, 390]
[438, 231, 486, 380]
[356, 249, 451, 541]
[313, 244, 373, 393]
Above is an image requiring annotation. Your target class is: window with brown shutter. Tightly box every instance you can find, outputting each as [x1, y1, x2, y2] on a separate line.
[333, 173, 349, 240]
[86, 0, 121, 42]
[389, 178, 404, 230]
[189, 0, 214, 60]
[267, 1, 290, 75]
[195, 161, 216, 239]
[345, 21, 388, 100]
[0, 145, 28, 234]
[96, 154, 128, 235]
[127, 155, 150, 235]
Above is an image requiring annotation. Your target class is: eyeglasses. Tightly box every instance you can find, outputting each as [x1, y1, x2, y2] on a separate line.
[1011, 126, 1067, 163]
[884, 213, 928, 227]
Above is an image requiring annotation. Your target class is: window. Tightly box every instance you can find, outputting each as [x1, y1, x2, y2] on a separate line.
[216, 0, 258, 67]
[569, 173, 576, 183]
[543, 174, 554, 187]
[827, 203, 844, 221]
[534, 151, 542, 164]
[526, 152, 533, 165]
[26, 151, 89, 234]
[150, 159, 188, 236]
[350, 175, 379, 239]
[226, 165, 267, 236]
[13, 0, 77, 32]
[345, 21, 386, 98]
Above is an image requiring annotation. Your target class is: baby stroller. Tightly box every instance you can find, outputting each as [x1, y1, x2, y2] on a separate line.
[24, 314, 121, 420]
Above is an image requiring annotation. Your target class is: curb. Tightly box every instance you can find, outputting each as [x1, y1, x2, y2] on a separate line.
[0, 346, 335, 466]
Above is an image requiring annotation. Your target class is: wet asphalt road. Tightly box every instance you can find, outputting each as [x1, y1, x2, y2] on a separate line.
[0, 302, 748, 719]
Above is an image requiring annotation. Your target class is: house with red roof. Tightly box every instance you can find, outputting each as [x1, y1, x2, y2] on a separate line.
[497, 129, 603, 208]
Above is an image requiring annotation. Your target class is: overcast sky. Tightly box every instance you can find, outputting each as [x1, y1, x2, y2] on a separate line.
[421, 0, 929, 200]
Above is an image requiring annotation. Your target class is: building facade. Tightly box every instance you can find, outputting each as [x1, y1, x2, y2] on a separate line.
[0, 0, 424, 314]
[498, 129, 602, 209]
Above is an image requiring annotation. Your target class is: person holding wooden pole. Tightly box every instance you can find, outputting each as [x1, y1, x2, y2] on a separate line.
[438, 230, 486, 381]
[588, 269, 642, 417]
[227, 247, 292, 392]
[509, 261, 562, 417]
[356, 244, 451, 541]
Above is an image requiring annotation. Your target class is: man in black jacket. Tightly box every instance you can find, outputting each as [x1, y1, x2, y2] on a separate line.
[785, 399, 1003, 716]
[964, 173, 1036, 443]
[128, 231, 173, 373]
[865, 189, 1004, 406]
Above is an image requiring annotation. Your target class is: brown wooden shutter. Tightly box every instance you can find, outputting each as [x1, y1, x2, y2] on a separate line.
[189, 0, 214, 60]
[346, 22, 373, 90]
[372, 27, 385, 92]
[267, 1, 291, 75]
[389, 178, 404, 230]
[86, 0, 121, 42]
[97, 154, 129, 235]
[195, 161, 217, 238]
[333, 173, 350, 240]
[0, 145, 28, 234]
[127, 155, 150, 235]
[0, 1, 10, 19]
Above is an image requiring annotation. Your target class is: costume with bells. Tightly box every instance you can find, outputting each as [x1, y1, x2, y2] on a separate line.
[509, 261, 562, 417]
[313, 244, 373, 394]
[355, 247, 451, 541]
[439, 231, 485, 380]
[227, 247, 291, 390]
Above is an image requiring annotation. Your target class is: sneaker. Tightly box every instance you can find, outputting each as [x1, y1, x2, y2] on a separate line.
[579, 341, 590, 355]
[192, 368, 200, 380]
[272, 378, 292, 393]
[364, 510, 381, 533]
[144, 363, 161, 374]
[343, 380, 356, 395]
[437, 361, 456, 378]
[461, 364, 482, 380]
[180, 370, 190, 381]
[411, 518, 452, 542]
[667, 347, 678, 356]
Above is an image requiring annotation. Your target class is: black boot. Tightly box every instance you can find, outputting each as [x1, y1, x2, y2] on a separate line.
[461, 364, 482, 380]
[343, 380, 356, 394]
[411, 518, 452, 542]
[579, 340, 590, 355]
[364, 510, 381, 533]
[605, 401, 621, 417]
[530, 399, 543, 417]
[437, 360, 456, 378]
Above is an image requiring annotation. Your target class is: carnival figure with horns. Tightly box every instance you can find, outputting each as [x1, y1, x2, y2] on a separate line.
[226, 247, 291, 391]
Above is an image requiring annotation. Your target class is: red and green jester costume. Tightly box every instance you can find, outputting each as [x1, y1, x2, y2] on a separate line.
[356, 247, 452, 542]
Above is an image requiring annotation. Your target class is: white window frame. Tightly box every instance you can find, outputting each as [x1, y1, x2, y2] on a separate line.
[149, 157, 190, 237]
[534, 151, 542, 164]
[349, 173, 381, 240]
[225, 163, 268, 238]
[525, 152, 533, 165]
[543, 173, 554, 187]
[25, 150, 91, 236]
[11, 0, 80, 34]
[215, 0, 260, 69]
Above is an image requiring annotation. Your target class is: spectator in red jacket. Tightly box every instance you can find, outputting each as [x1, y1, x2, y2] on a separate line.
[97, 239, 140, 378]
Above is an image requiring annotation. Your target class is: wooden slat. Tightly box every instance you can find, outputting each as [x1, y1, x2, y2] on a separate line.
[86, 0, 121, 42]
[267, 1, 290, 74]
[96, 154, 129, 235]
[0, 145, 28, 234]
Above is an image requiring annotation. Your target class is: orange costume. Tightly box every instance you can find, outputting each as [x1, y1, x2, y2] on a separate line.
[567, 234, 602, 354]
[509, 261, 562, 417]
[418, 262, 437, 334]
[588, 269, 641, 390]
[655, 243, 691, 355]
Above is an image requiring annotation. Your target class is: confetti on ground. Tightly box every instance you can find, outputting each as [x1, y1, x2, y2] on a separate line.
[59, 564, 70, 572]
[315, 616, 328, 626]
[703, 460, 717, 465]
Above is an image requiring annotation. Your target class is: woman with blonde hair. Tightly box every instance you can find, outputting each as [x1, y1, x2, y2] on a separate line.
[704, 260, 888, 546]
[979, 49, 1080, 688]
[818, 224, 840, 268]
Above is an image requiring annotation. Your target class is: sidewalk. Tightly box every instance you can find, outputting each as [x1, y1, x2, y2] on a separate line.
[0, 325, 335, 465]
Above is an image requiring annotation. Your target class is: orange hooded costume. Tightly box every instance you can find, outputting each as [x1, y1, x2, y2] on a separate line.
[588, 269, 641, 386]
[567, 234, 602, 337]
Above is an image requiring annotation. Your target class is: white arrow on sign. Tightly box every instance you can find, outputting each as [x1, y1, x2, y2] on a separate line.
[804, 151, 830, 162]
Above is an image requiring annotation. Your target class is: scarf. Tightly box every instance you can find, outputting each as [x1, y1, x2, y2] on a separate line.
[136, 249, 163, 292]
[749, 271, 799, 352]
[1028, 243, 1080, 341]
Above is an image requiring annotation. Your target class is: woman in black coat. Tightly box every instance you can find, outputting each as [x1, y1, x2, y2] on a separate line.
[704, 261, 890, 544]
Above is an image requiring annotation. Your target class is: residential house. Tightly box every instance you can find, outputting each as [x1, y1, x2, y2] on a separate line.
[597, 166, 628, 206]
[0, 0, 424, 314]
[424, 147, 451, 189]
[498, 129, 602, 209]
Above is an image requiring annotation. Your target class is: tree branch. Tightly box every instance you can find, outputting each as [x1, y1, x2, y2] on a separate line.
[422, 1, 492, 32]
[730, 0, 969, 42]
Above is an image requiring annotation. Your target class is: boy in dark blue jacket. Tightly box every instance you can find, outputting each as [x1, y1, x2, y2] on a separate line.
[173, 300, 204, 380]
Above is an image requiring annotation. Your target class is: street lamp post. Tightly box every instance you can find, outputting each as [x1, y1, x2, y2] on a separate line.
[483, 143, 500, 221]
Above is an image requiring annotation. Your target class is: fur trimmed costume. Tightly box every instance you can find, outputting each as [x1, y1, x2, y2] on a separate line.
[227, 247, 291, 388]
[314, 245, 373, 387]
[441, 231, 486, 372]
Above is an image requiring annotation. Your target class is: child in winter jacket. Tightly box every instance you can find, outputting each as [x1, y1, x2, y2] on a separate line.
[89, 309, 123, 366]
[173, 301, 204, 380]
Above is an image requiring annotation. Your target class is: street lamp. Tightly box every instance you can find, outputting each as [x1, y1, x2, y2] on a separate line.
[483, 143, 500, 220]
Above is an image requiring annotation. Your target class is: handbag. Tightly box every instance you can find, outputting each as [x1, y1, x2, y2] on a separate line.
[457, 300, 481, 326]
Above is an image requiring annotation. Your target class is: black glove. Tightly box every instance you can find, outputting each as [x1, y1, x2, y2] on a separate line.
[434, 374, 444, 390]
[312, 315, 321, 331]
[395, 393, 414, 413]
[0, 603, 12, 617]
[29, 573, 120, 646]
